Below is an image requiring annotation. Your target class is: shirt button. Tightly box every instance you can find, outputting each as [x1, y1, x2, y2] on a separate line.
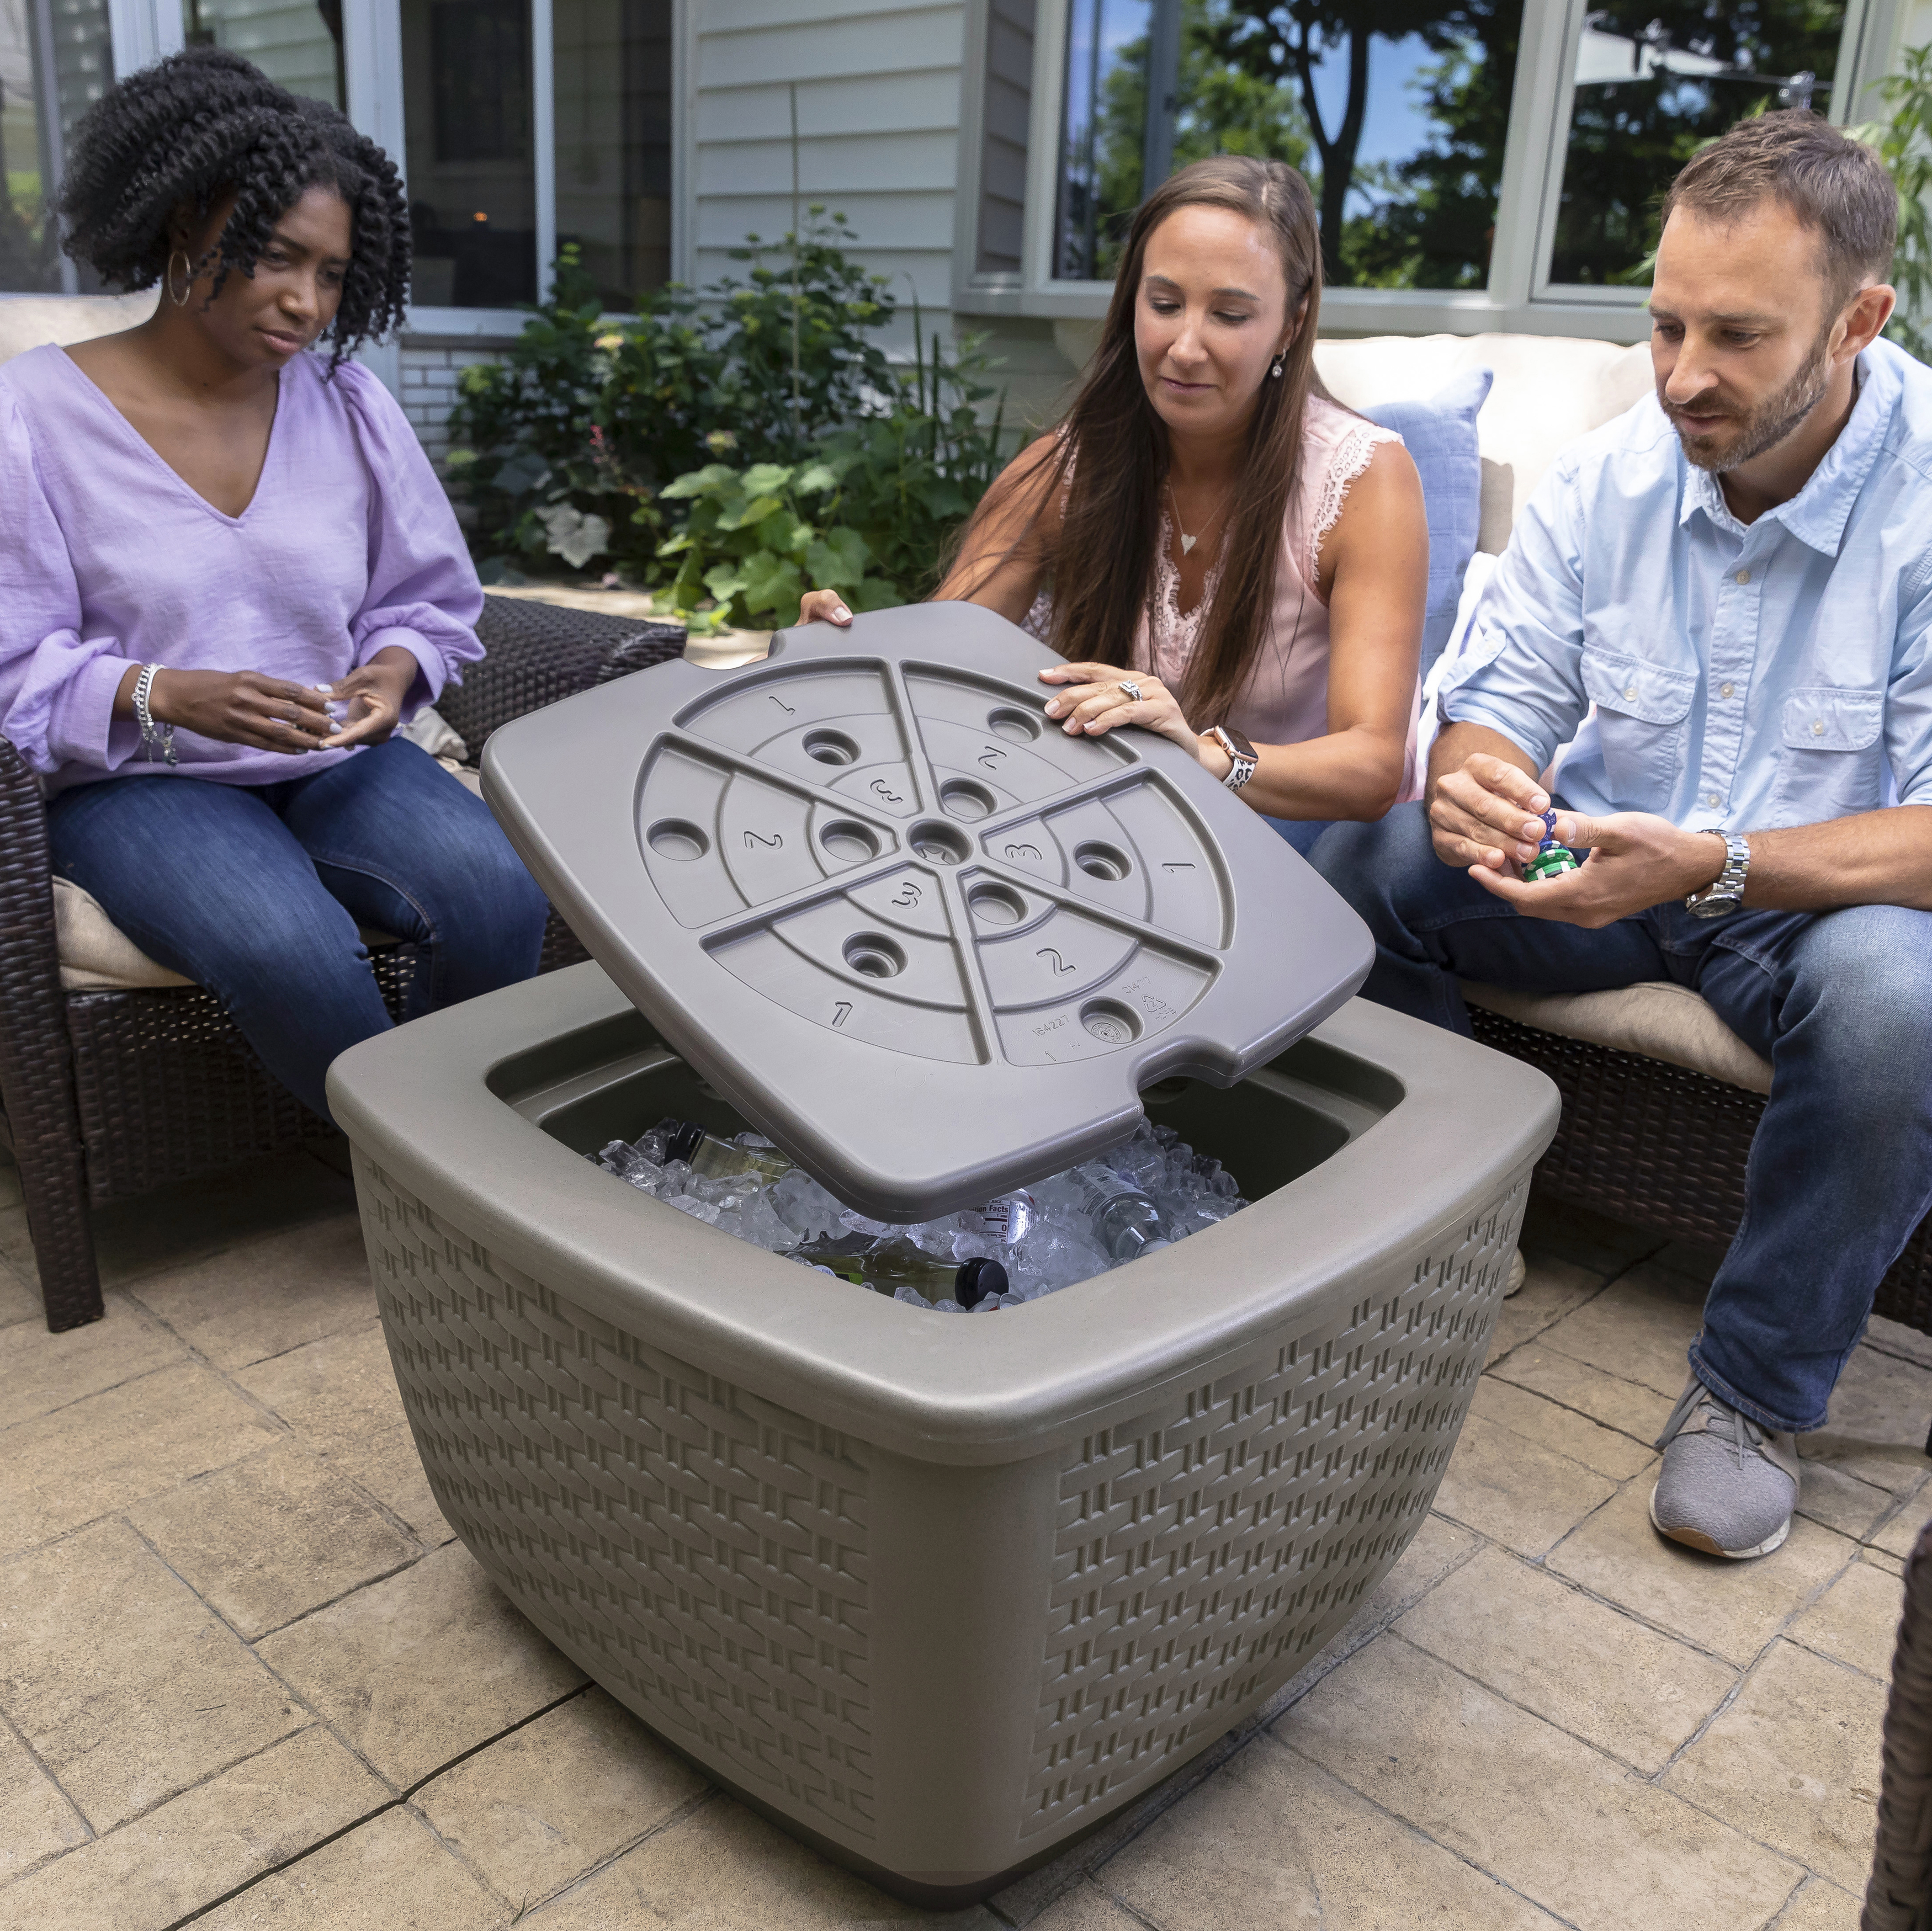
[1707, 792, 1721, 806]
[1623, 685, 1637, 701]
[1812, 720, 1825, 736]
[1719, 682, 1734, 697]
[1735, 569, 1751, 584]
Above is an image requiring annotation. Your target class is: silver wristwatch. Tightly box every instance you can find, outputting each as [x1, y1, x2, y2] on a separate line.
[1203, 724, 1259, 791]
[1685, 831, 1750, 918]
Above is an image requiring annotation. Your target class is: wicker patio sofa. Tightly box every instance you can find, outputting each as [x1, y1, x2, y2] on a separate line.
[1466, 984, 1932, 1338]
[0, 593, 683, 1332]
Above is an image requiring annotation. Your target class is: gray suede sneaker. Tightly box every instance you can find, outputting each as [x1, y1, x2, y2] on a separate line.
[1649, 1374, 1799, 1560]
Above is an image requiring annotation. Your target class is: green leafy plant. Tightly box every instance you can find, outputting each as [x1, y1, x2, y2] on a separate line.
[649, 315, 1009, 631]
[1873, 46, 1932, 361]
[445, 211, 916, 579]
[654, 460, 899, 634]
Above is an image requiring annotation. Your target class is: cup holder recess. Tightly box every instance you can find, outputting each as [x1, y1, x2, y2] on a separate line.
[1075, 841, 1132, 882]
[646, 819, 709, 861]
[939, 779, 997, 822]
[803, 728, 859, 766]
[820, 820, 880, 861]
[843, 933, 906, 979]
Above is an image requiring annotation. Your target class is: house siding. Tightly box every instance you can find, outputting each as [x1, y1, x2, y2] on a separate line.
[689, 0, 968, 347]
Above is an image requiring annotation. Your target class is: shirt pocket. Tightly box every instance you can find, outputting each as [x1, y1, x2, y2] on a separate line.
[1772, 687, 1885, 825]
[1579, 647, 1697, 807]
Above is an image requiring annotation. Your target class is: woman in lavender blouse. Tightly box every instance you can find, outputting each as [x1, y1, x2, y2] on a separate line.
[0, 49, 548, 1121]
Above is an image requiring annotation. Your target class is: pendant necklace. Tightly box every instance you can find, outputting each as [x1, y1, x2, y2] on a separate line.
[1167, 479, 1234, 557]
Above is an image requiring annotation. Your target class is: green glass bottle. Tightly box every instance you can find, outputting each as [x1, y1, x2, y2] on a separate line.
[662, 1118, 793, 1183]
[797, 1238, 1007, 1310]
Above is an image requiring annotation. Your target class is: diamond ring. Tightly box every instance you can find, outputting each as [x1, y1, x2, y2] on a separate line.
[1118, 679, 1144, 704]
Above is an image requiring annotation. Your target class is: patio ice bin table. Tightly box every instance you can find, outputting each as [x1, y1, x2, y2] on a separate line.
[328, 609, 1560, 1905]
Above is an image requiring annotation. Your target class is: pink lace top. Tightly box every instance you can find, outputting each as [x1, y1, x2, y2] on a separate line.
[1028, 393, 1421, 803]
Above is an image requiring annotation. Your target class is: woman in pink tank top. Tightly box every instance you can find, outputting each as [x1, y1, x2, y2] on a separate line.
[800, 156, 1427, 849]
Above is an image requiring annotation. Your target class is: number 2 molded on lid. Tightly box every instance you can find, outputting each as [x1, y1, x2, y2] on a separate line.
[481, 603, 1373, 1221]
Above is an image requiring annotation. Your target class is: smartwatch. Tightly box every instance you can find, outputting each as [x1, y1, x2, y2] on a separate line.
[1685, 831, 1750, 918]
[1203, 724, 1259, 791]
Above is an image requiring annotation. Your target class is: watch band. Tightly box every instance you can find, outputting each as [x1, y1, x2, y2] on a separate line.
[1204, 724, 1259, 791]
[1685, 831, 1750, 918]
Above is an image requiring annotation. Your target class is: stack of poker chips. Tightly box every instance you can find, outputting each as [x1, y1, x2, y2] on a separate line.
[1522, 808, 1580, 882]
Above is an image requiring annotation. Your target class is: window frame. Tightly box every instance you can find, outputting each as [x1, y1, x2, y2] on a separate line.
[952, 0, 1909, 341]
[1526, 0, 1895, 307]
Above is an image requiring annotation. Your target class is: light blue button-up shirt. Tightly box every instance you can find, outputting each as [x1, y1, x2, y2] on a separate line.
[1443, 336, 1932, 832]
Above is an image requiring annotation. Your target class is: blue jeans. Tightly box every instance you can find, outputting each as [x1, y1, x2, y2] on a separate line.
[1314, 802, 1932, 1433]
[1266, 816, 1333, 856]
[48, 738, 550, 1124]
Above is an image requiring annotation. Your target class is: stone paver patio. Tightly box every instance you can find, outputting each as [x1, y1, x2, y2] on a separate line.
[0, 1140, 1922, 1930]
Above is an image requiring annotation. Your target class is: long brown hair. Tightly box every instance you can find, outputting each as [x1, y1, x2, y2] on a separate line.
[1002, 157, 1324, 725]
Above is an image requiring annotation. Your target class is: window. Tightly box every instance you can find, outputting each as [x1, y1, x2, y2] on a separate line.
[1049, 0, 1524, 290]
[972, 0, 1898, 334]
[1, 0, 113, 291]
[553, 0, 671, 307]
[394, 0, 670, 315]
[1545, 0, 1850, 289]
[402, 0, 537, 307]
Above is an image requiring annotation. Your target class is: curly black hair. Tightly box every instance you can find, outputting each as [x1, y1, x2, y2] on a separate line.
[58, 47, 410, 365]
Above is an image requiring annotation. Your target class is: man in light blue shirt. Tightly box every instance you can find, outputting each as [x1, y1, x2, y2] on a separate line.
[1317, 113, 1932, 1562]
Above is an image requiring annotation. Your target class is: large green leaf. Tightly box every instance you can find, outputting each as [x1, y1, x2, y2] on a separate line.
[715, 493, 783, 533]
[741, 552, 803, 618]
[805, 526, 872, 589]
[660, 463, 741, 501]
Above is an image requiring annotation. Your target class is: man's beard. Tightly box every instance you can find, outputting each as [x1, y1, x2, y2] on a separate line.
[1663, 329, 1834, 473]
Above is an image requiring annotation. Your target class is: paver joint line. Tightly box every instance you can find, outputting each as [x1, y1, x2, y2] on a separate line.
[152, 1794, 401, 1931]
[493, 1785, 721, 1923]
[1258, 1722, 1593, 1929]
[0, 1693, 93, 1858]
[395, 1682, 599, 1803]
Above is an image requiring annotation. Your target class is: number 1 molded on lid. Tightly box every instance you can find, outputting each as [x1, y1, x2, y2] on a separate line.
[481, 603, 1374, 1221]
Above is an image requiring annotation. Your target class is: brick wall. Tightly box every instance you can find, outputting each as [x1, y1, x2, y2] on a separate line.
[397, 341, 510, 465]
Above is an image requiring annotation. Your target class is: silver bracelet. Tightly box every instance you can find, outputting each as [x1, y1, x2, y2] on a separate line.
[132, 663, 178, 767]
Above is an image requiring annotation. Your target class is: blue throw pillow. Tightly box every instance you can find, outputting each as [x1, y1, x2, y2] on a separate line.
[1361, 367, 1492, 683]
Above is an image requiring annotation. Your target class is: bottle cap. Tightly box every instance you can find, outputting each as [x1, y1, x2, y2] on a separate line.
[954, 1257, 1008, 1309]
[664, 1120, 704, 1167]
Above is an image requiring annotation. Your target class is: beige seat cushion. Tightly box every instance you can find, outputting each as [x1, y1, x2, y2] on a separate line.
[0, 292, 158, 366]
[1462, 979, 1772, 1096]
[53, 877, 194, 992]
[54, 878, 408, 994]
[49, 725, 479, 991]
[1313, 332, 1653, 551]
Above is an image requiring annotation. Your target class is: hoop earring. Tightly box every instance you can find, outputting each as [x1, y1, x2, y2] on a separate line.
[1268, 354, 1286, 380]
[166, 248, 193, 307]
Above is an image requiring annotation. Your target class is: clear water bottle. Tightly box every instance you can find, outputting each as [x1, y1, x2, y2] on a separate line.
[1076, 1169, 1171, 1263]
[965, 1190, 1036, 1248]
[661, 1118, 792, 1184]
[797, 1238, 1007, 1310]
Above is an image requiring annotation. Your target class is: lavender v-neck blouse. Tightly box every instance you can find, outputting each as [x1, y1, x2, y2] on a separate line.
[0, 343, 485, 794]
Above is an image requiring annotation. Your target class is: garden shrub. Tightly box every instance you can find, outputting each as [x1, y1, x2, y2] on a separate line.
[445, 208, 1007, 617]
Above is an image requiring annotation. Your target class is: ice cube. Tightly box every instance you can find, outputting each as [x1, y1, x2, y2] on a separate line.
[905, 1215, 962, 1258]
[664, 1193, 721, 1226]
